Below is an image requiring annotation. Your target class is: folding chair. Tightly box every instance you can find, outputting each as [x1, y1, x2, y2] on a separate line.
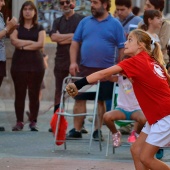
[105, 83, 135, 156]
[53, 76, 102, 154]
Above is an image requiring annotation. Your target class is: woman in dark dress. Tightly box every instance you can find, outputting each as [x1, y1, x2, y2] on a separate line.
[10, 1, 46, 131]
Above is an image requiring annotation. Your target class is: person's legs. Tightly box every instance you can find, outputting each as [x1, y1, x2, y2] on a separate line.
[0, 76, 5, 131]
[104, 110, 126, 134]
[130, 110, 146, 134]
[66, 100, 86, 138]
[104, 109, 126, 146]
[140, 142, 170, 170]
[74, 100, 86, 131]
[54, 70, 69, 113]
[11, 71, 27, 131]
[94, 100, 105, 130]
[128, 110, 146, 142]
[92, 100, 106, 141]
[132, 117, 170, 170]
[28, 71, 44, 131]
[130, 132, 149, 170]
[0, 76, 4, 87]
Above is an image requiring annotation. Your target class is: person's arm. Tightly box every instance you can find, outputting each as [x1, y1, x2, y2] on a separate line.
[86, 65, 122, 83]
[43, 54, 48, 69]
[66, 65, 122, 97]
[50, 18, 73, 44]
[10, 29, 33, 48]
[69, 40, 80, 76]
[107, 75, 118, 82]
[22, 30, 46, 50]
[0, 17, 18, 39]
[50, 31, 74, 45]
[0, 29, 7, 39]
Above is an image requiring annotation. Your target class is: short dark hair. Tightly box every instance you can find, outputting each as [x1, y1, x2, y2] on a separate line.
[148, 0, 165, 12]
[132, 6, 140, 16]
[100, 0, 111, 11]
[115, 0, 132, 8]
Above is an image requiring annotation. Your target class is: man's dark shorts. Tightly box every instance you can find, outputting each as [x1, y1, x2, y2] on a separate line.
[74, 65, 114, 101]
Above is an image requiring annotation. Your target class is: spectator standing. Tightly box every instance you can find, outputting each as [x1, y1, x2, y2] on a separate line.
[115, 0, 142, 38]
[139, 0, 170, 64]
[49, 0, 84, 132]
[10, 1, 46, 131]
[141, 10, 162, 45]
[26, 52, 48, 119]
[67, 0, 125, 140]
[0, 0, 17, 131]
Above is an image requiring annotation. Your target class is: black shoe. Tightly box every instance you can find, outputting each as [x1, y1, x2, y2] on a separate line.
[93, 129, 104, 141]
[0, 126, 5, 131]
[66, 128, 82, 139]
[48, 128, 53, 132]
[81, 126, 88, 134]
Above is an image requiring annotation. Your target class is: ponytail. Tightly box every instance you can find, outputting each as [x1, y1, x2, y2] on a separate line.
[152, 42, 170, 85]
[152, 42, 164, 66]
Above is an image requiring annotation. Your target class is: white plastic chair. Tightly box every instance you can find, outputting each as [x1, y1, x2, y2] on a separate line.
[54, 76, 102, 153]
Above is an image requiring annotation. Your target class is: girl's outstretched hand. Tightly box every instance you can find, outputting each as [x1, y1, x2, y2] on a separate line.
[66, 83, 78, 97]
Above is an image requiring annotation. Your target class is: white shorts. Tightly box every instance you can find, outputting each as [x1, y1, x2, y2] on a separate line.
[142, 115, 170, 147]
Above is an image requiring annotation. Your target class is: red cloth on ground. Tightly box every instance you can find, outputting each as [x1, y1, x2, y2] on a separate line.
[50, 109, 68, 145]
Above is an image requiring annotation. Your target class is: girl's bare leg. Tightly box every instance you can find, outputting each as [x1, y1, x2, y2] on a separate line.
[131, 132, 149, 170]
[131, 132, 170, 170]
[140, 142, 170, 170]
[130, 111, 146, 134]
[103, 110, 126, 133]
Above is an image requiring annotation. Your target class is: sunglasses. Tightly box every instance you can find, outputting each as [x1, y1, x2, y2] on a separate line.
[59, 0, 70, 5]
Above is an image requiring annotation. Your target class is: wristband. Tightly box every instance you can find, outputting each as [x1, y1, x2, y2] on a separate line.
[74, 77, 89, 90]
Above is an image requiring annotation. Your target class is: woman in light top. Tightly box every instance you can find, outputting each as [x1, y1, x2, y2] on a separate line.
[141, 10, 162, 49]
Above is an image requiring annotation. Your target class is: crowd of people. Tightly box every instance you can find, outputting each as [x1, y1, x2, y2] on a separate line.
[0, 0, 170, 169]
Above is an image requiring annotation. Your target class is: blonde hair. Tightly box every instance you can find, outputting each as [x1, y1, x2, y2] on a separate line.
[130, 29, 170, 84]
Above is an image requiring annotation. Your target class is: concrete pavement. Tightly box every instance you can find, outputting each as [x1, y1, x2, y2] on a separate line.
[0, 99, 170, 170]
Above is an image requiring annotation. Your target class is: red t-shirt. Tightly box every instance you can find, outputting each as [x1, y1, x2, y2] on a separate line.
[118, 51, 170, 125]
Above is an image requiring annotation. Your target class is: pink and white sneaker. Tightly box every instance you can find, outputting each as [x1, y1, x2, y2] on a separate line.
[127, 130, 137, 143]
[112, 131, 121, 147]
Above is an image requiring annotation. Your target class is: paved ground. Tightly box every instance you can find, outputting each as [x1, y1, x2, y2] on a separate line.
[0, 99, 170, 170]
